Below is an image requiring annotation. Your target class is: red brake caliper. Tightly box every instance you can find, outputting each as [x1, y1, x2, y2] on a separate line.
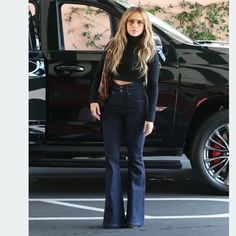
[211, 137, 222, 165]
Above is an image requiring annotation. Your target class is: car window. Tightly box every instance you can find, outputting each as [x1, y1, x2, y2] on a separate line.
[29, 2, 40, 51]
[60, 4, 112, 51]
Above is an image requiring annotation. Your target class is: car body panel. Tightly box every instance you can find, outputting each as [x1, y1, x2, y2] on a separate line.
[29, 0, 229, 161]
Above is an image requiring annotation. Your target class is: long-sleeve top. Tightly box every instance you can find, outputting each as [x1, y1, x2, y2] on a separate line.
[89, 34, 160, 122]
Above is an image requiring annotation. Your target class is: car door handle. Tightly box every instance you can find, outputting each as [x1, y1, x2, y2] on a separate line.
[55, 65, 84, 72]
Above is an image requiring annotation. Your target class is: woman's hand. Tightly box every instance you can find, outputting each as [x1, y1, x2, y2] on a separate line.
[143, 121, 154, 136]
[90, 102, 101, 121]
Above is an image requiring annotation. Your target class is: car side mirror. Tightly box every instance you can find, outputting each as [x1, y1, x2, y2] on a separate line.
[154, 35, 167, 62]
[156, 45, 167, 62]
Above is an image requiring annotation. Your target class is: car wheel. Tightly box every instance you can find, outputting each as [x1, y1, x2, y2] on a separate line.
[190, 109, 229, 193]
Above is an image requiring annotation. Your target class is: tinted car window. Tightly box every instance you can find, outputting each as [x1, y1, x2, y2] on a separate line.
[29, 3, 40, 51]
[61, 4, 112, 51]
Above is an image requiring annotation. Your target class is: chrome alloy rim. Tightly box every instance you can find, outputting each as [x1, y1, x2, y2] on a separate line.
[203, 124, 229, 186]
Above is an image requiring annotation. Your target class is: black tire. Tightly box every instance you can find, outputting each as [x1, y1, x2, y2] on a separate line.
[190, 109, 229, 193]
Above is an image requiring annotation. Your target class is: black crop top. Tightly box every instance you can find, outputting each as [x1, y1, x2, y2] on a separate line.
[89, 34, 160, 122]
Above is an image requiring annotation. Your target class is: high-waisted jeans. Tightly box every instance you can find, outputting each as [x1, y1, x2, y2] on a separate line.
[102, 81, 147, 228]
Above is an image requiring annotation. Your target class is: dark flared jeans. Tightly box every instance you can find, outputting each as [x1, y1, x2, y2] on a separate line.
[102, 82, 147, 228]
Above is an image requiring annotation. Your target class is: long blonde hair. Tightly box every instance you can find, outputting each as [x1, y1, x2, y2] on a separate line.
[106, 7, 156, 82]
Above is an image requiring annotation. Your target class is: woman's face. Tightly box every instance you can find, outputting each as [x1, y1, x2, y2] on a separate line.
[126, 12, 144, 37]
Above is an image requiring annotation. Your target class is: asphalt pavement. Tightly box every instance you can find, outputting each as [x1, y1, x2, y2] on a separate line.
[29, 156, 229, 236]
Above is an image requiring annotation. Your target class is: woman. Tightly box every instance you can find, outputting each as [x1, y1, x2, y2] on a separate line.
[89, 6, 160, 229]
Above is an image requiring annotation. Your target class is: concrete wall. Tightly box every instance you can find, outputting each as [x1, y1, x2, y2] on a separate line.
[130, 0, 226, 6]
[129, 0, 229, 41]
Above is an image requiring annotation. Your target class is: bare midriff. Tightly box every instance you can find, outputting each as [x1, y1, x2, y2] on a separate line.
[114, 79, 133, 85]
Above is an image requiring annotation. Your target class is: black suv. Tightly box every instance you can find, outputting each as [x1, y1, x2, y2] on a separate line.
[29, 0, 229, 193]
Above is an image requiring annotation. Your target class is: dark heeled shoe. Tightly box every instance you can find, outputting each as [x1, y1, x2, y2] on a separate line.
[125, 223, 143, 228]
[103, 223, 125, 229]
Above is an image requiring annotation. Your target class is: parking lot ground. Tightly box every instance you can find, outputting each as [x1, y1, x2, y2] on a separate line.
[29, 156, 229, 236]
[29, 196, 229, 236]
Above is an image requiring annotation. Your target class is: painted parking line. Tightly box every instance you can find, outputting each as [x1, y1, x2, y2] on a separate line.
[39, 199, 104, 212]
[29, 197, 229, 202]
[29, 197, 229, 221]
